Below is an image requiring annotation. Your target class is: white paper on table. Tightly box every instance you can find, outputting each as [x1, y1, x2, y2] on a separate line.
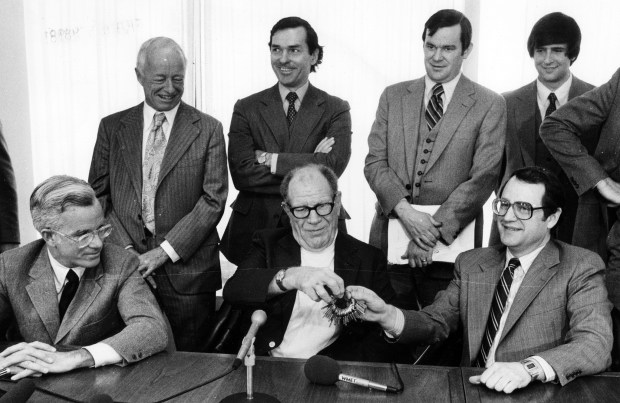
[387, 204, 475, 264]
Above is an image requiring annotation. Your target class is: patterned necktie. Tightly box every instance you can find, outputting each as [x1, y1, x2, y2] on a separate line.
[286, 92, 298, 126]
[545, 92, 557, 117]
[474, 258, 521, 367]
[59, 269, 79, 322]
[142, 112, 167, 233]
[425, 83, 444, 130]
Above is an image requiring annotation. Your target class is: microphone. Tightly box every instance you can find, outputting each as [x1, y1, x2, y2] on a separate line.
[304, 355, 398, 393]
[0, 379, 35, 403]
[88, 393, 114, 403]
[232, 310, 267, 370]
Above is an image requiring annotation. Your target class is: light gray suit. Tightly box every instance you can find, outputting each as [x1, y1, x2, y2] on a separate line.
[0, 240, 168, 364]
[399, 241, 613, 385]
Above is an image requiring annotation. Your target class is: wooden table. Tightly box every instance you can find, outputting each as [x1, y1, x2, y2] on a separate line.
[0, 352, 618, 402]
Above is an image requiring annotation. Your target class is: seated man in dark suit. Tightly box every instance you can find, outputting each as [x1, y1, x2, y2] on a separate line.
[224, 164, 406, 363]
[0, 175, 167, 381]
[349, 167, 612, 393]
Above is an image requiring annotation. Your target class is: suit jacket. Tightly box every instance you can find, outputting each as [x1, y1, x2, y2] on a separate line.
[221, 84, 351, 264]
[0, 126, 19, 245]
[398, 241, 612, 385]
[0, 240, 168, 364]
[223, 229, 406, 363]
[365, 75, 506, 251]
[496, 77, 605, 254]
[89, 101, 228, 294]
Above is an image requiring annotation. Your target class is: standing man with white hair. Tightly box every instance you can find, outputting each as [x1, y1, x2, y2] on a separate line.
[89, 37, 228, 352]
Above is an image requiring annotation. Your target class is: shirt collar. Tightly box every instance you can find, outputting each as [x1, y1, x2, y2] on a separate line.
[143, 102, 181, 131]
[47, 248, 86, 293]
[505, 240, 548, 274]
[425, 72, 462, 105]
[537, 72, 572, 106]
[279, 81, 310, 104]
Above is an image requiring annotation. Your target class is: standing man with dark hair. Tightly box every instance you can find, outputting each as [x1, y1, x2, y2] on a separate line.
[493, 12, 600, 254]
[89, 37, 228, 352]
[365, 9, 506, 309]
[221, 16, 352, 265]
[0, 121, 19, 253]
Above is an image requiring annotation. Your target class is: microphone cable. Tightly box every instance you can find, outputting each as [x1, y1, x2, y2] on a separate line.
[390, 362, 405, 393]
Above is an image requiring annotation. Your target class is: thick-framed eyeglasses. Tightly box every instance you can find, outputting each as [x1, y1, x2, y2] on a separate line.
[492, 198, 547, 220]
[282, 195, 337, 219]
[50, 224, 113, 249]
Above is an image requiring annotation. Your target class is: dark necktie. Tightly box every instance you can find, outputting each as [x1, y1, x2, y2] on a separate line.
[474, 258, 521, 367]
[425, 83, 444, 130]
[286, 92, 298, 126]
[59, 269, 79, 322]
[545, 92, 557, 117]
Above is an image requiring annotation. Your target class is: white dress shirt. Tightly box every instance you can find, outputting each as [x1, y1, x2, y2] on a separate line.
[48, 250, 122, 367]
[536, 73, 572, 119]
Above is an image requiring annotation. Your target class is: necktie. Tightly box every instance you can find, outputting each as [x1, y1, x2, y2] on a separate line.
[474, 258, 521, 367]
[545, 92, 557, 117]
[142, 112, 167, 233]
[425, 83, 444, 130]
[286, 92, 298, 126]
[59, 269, 79, 322]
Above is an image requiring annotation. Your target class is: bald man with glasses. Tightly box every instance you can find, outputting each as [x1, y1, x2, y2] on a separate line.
[0, 175, 167, 381]
[224, 164, 407, 363]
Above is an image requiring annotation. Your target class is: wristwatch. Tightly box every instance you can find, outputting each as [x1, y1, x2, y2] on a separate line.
[258, 152, 268, 164]
[275, 269, 288, 292]
[520, 357, 544, 381]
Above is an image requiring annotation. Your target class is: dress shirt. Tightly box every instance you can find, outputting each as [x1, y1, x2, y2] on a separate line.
[536, 73, 572, 119]
[48, 250, 122, 367]
[268, 81, 311, 173]
[270, 234, 339, 358]
[141, 102, 180, 262]
[424, 72, 462, 112]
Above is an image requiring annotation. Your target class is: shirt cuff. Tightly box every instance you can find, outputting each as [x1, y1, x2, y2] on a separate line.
[83, 343, 123, 368]
[160, 240, 180, 263]
[270, 153, 279, 174]
[384, 308, 405, 339]
[531, 356, 556, 382]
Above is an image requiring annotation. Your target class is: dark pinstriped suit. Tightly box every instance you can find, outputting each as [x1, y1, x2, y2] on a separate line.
[89, 101, 228, 351]
[0, 125, 19, 247]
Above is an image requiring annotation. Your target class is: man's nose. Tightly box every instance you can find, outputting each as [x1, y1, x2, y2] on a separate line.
[306, 209, 322, 224]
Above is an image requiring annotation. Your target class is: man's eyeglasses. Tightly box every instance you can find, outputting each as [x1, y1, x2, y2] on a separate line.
[282, 195, 336, 219]
[492, 198, 547, 220]
[50, 224, 113, 249]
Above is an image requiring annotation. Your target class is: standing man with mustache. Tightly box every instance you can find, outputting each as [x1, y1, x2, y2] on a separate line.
[89, 37, 228, 352]
[365, 9, 506, 317]
[221, 16, 352, 266]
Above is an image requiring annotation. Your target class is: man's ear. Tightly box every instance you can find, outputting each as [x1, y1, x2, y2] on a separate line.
[462, 42, 473, 59]
[546, 208, 562, 229]
[135, 67, 144, 86]
[41, 230, 56, 247]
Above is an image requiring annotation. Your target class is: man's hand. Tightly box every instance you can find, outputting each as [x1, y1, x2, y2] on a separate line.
[469, 362, 532, 394]
[346, 286, 399, 330]
[282, 266, 345, 303]
[138, 247, 169, 280]
[314, 137, 335, 154]
[393, 200, 442, 249]
[402, 240, 434, 268]
[596, 177, 620, 206]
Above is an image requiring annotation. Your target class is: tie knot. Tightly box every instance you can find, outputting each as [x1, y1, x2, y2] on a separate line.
[286, 92, 298, 103]
[153, 112, 166, 128]
[432, 83, 444, 98]
[548, 92, 557, 103]
[506, 258, 521, 275]
[66, 269, 79, 284]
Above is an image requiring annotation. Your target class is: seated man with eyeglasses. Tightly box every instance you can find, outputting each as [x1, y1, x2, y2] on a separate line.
[348, 166, 613, 393]
[224, 163, 408, 363]
[0, 175, 167, 381]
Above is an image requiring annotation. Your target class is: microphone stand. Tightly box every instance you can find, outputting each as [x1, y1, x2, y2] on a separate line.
[220, 338, 280, 403]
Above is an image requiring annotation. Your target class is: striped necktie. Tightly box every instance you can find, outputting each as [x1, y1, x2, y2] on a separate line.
[474, 258, 521, 367]
[425, 83, 444, 130]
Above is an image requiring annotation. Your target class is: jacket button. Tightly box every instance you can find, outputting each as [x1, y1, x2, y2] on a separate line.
[423, 149, 429, 154]
[421, 159, 427, 164]
[268, 341, 276, 348]
[426, 138, 432, 143]
[417, 171, 423, 176]
[415, 183, 420, 188]
[405, 184, 411, 190]
[137, 213, 142, 219]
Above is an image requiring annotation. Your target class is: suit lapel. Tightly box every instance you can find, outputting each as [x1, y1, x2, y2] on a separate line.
[426, 75, 475, 171]
[499, 243, 559, 343]
[158, 102, 200, 186]
[516, 82, 538, 167]
[403, 80, 425, 184]
[259, 85, 289, 150]
[276, 235, 302, 323]
[55, 263, 104, 343]
[466, 249, 504, 362]
[288, 85, 325, 153]
[25, 247, 60, 341]
[117, 104, 145, 200]
[334, 233, 359, 286]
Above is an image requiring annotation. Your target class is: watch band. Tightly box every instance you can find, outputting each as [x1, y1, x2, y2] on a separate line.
[275, 269, 287, 292]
